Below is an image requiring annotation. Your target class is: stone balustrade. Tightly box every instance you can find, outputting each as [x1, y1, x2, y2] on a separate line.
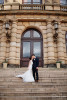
[0, 17, 67, 67]
[0, 3, 67, 11]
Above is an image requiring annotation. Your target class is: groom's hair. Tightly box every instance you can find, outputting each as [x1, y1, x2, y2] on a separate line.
[32, 54, 35, 56]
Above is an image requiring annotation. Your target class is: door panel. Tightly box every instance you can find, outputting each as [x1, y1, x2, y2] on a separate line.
[23, 42, 30, 57]
[33, 42, 41, 57]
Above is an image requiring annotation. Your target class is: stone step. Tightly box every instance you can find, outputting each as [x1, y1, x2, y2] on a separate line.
[0, 68, 67, 100]
[0, 75, 67, 78]
[0, 83, 67, 87]
[0, 78, 67, 82]
[0, 82, 67, 86]
[0, 68, 67, 72]
[0, 91, 67, 96]
[0, 86, 67, 93]
[0, 96, 67, 100]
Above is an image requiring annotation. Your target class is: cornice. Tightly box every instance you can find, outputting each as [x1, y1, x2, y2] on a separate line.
[0, 10, 67, 16]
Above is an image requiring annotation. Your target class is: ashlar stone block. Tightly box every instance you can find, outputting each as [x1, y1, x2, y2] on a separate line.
[0, 52, 6, 57]
[47, 33, 53, 38]
[16, 53, 20, 58]
[47, 37, 53, 42]
[1, 42, 6, 47]
[48, 52, 54, 57]
[11, 37, 16, 42]
[10, 47, 16, 52]
[9, 59, 16, 64]
[12, 28, 17, 33]
[48, 47, 54, 52]
[0, 47, 6, 52]
[47, 42, 54, 47]
[10, 42, 16, 47]
[11, 33, 17, 37]
[9, 52, 16, 57]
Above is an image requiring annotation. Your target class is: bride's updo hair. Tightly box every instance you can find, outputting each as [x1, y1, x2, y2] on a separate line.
[29, 57, 31, 60]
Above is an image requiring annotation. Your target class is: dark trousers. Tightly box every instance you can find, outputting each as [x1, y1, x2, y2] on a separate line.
[32, 68, 39, 80]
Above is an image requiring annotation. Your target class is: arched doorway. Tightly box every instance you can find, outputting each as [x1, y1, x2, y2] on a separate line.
[20, 28, 43, 67]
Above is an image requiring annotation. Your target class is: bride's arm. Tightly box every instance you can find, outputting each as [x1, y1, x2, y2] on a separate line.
[28, 60, 31, 69]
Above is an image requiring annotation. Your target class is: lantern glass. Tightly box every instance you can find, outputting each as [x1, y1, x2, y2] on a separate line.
[5, 22, 9, 29]
[54, 22, 58, 29]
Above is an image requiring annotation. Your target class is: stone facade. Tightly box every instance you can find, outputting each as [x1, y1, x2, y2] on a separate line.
[0, 0, 67, 67]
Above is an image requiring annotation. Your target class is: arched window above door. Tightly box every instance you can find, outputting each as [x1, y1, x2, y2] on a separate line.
[23, 29, 42, 38]
[22, 0, 42, 4]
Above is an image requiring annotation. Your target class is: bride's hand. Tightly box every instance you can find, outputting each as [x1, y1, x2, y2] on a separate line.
[36, 67, 38, 70]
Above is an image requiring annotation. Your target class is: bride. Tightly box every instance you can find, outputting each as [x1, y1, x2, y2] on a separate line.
[16, 56, 35, 82]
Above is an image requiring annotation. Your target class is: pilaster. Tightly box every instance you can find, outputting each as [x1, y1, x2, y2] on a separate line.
[47, 21, 55, 64]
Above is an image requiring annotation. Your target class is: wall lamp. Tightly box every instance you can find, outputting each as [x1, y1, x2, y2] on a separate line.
[5, 21, 11, 42]
[53, 21, 58, 43]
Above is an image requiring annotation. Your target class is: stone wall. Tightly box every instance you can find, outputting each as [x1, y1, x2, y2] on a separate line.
[0, 14, 67, 67]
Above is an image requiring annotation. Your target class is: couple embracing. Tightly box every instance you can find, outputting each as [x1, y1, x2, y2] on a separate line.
[16, 54, 39, 82]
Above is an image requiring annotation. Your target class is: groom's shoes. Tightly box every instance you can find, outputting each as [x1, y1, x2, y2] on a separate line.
[35, 80, 38, 82]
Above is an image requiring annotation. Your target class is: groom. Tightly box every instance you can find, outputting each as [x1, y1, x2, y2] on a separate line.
[32, 54, 39, 82]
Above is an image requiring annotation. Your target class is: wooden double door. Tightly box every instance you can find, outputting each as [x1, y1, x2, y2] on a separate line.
[20, 29, 43, 67]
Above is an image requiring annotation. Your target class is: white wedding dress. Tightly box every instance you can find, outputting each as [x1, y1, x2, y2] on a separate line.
[16, 60, 35, 82]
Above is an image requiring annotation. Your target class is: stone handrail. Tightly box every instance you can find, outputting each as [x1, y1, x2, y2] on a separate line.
[19, 4, 45, 10]
[60, 5, 67, 11]
[0, 3, 67, 11]
[0, 3, 45, 10]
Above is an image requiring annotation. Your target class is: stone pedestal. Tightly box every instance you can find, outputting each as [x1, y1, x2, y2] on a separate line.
[3, 63, 7, 68]
[56, 63, 60, 68]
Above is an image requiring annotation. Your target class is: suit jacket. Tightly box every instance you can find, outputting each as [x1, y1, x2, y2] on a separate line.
[32, 57, 39, 69]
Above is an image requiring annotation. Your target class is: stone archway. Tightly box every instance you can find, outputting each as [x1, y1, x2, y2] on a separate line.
[20, 28, 43, 67]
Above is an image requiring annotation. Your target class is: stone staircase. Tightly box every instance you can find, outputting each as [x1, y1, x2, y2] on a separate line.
[0, 68, 67, 100]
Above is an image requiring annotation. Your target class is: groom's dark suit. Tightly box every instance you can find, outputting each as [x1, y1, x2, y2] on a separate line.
[32, 57, 39, 80]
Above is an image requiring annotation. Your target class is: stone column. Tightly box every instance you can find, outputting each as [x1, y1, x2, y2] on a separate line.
[43, 33, 48, 67]
[47, 21, 55, 65]
[61, 23, 67, 64]
[9, 21, 17, 66]
[57, 22, 65, 63]
[0, 23, 7, 63]
[0, 23, 2, 65]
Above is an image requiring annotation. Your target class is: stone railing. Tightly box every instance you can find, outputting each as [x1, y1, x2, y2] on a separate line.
[0, 3, 67, 11]
[0, 3, 45, 10]
[19, 4, 45, 10]
[60, 5, 67, 11]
